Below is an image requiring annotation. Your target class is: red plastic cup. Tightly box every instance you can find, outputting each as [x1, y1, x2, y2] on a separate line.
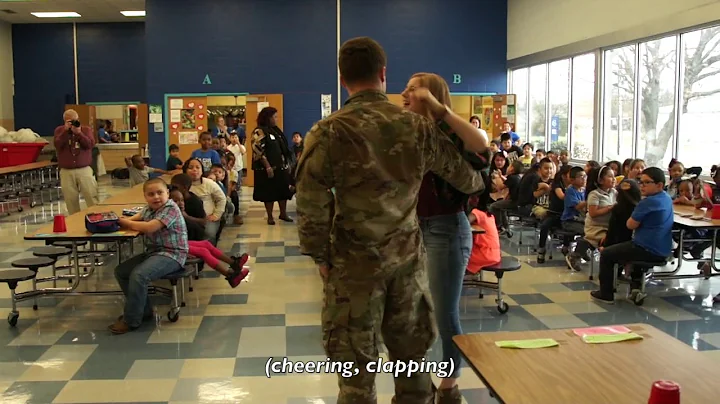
[53, 215, 67, 233]
[648, 380, 680, 404]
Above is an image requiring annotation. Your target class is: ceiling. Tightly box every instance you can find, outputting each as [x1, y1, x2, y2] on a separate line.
[0, 0, 145, 23]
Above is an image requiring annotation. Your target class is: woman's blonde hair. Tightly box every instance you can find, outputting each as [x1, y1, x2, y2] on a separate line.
[410, 72, 452, 118]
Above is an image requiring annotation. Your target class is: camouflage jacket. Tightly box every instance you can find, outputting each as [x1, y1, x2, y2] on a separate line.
[295, 90, 485, 271]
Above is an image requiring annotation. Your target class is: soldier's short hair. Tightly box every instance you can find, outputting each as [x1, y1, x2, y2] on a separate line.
[339, 37, 387, 85]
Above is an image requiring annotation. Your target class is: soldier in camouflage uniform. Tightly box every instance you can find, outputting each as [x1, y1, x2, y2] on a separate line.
[295, 37, 485, 404]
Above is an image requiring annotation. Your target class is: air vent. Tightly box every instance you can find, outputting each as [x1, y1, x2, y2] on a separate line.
[1, 9, 18, 14]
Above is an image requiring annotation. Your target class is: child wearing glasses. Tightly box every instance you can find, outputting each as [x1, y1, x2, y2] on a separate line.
[591, 167, 673, 304]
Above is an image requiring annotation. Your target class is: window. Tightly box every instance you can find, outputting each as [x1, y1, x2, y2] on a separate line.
[677, 27, 720, 175]
[511, 68, 529, 142]
[636, 36, 677, 168]
[529, 64, 547, 150]
[602, 45, 636, 163]
[571, 53, 595, 160]
[548, 59, 570, 152]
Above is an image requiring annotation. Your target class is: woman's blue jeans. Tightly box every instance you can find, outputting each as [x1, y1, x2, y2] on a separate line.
[419, 212, 472, 379]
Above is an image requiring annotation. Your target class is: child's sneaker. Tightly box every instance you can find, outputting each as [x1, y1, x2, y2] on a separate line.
[537, 253, 545, 264]
[231, 253, 249, 273]
[566, 254, 582, 271]
[227, 267, 250, 288]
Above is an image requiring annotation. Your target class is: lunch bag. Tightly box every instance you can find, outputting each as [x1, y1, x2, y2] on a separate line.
[85, 212, 120, 233]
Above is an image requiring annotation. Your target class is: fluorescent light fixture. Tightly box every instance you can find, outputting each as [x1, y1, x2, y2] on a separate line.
[121, 10, 145, 17]
[31, 12, 81, 18]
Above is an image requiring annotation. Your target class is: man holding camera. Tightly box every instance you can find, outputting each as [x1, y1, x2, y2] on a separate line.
[53, 109, 99, 214]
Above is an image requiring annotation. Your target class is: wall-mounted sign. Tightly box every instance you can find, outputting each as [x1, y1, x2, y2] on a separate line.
[203, 74, 212, 85]
[453, 74, 462, 84]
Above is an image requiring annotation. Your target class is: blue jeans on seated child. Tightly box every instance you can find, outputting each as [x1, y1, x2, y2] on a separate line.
[419, 212, 472, 379]
[114, 253, 182, 328]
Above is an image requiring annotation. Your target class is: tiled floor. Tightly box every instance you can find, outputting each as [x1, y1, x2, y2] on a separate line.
[0, 177, 719, 403]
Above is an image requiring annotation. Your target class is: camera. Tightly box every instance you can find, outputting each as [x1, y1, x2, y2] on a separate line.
[71, 120, 81, 128]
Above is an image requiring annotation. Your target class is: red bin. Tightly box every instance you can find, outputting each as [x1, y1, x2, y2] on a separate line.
[0, 143, 48, 168]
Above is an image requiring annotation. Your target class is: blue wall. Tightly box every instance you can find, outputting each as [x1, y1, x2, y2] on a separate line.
[11, 23, 145, 136]
[145, 0, 338, 167]
[12, 24, 75, 136]
[76, 23, 146, 103]
[340, 0, 507, 98]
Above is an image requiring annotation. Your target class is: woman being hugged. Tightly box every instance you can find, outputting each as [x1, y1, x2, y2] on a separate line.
[401, 72, 489, 403]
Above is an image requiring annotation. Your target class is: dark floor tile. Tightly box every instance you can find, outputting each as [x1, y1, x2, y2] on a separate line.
[198, 270, 221, 278]
[284, 246, 302, 256]
[0, 252, 20, 262]
[234, 357, 287, 377]
[508, 293, 553, 305]
[236, 233, 262, 239]
[0, 318, 37, 345]
[461, 388, 498, 404]
[208, 294, 248, 305]
[1, 381, 67, 404]
[57, 327, 153, 346]
[264, 241, 285, 247]
[462, 306, 549, 333]
[228, 314, 285, 328]
[285, 325, 325, 356]
[71, 351, 136, 380]
[561, 281, 599, 291]
[255, 256, 285, 263]
[0, 345, 51, 362]
[660, 295, 719, 318]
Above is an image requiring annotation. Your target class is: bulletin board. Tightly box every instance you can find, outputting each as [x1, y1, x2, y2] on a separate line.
[167, 96, 208, 162]
[472, 94, 516, 140]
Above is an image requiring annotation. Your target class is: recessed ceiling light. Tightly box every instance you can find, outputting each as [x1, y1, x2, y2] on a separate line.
[31, 12, 81, 18]
[121, 10, 145, 17]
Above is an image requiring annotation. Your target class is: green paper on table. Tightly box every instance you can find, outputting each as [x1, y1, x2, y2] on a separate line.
[583, 332, 643, 344]
[495, 338, 559, 349]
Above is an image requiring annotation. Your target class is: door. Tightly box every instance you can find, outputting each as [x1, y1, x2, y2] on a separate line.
[243, 94, 283, 187]
[166, 96, 209, 162]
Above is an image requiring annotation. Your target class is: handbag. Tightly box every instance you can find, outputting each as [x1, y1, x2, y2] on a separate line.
[85, 212, 120, 233]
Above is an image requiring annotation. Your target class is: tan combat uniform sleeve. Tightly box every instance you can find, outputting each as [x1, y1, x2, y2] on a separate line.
[422, 120, 485, 195]
[295, 123, 335, 266]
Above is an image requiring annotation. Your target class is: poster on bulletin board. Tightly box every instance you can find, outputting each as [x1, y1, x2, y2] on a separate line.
[472, 95, 516, 139]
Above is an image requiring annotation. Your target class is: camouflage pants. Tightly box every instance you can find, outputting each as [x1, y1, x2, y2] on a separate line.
[322, 263, 437, 404]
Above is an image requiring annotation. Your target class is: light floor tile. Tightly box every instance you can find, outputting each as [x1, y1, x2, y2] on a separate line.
[255, 246, 286, 258]
[0, 362, 33, 381]
[7, 328, 66, 346]
[699, 332, 720, 348]
[558, 301, 608, 314]
[522, 303, 570, 317]
[544, 291, 594, 303]
[17, 360, 83, 382]
[536, 314, 588, 329]
[147, 327, 199, 344]
[36, 345, 97, 362]
[285, 313, 322, 326]
[204, 301, 285, 316]
[237, 326, 286, 357]
[179, 358, 236, 379]
[639, 298, 702, 321]
[125, 359, 185, 379]
[0, 381, 13, 394]
[53, 379, 177, 403]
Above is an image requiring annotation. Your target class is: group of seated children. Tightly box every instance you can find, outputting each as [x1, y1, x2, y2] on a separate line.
[109, 177, 250, 334]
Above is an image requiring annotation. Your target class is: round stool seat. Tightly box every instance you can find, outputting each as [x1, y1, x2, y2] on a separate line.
[11, 257, 55, 270]
[0, 269, 37, 283]
[185, 256, 202, 265]
[33, 246, 72, 259]
[629, 261, 666, 269]
[484, 257, 522, 272]
[162, 267, 196, 280]
[52, 241, 87, 248]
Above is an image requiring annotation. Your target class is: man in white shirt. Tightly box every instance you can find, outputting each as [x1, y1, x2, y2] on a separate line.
[227, 131, 246, 188]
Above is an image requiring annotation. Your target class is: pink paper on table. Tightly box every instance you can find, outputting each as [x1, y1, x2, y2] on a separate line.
[572, 326, 631, 337]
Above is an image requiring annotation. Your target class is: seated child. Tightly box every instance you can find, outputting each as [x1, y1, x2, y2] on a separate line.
[191, 132, 222, 173]
[488, 160, 524, 233]
[535, 149, 546, 162]
[566, 166, 616, 271]
[489, 140, 500, 155]
[126, 155, 170, 187]
[561, 167, 587, 269]
[166, 144, 183, 171]
[666, 159, 685, 199]
[591, 167, 673, 304]
[110, 178, 188, 334]
[516, 157, 554, 219]
[182, 158, 226, 244]
[209, 163, 235, 221]
[224, 154, 243, 225]
[537, 165, 571, 263]
[169, 188, 249, 287]
[170, 173, 207, 240]
[520, 143, 534, 168]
